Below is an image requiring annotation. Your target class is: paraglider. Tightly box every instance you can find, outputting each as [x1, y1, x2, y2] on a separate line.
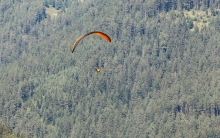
[96, 68, 101, 73]
[72, 31, 111, 53]
[72, 31, 111, 72]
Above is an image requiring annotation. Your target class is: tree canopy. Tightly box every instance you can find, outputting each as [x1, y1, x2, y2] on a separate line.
[0, 0, 220, 137]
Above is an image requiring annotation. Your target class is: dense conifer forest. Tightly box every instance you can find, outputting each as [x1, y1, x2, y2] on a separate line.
[0, 121, 26, 138]
[0, 0, 220, 137]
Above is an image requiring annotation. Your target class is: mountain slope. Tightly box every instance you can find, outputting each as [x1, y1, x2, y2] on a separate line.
[0, 0, 220, 137]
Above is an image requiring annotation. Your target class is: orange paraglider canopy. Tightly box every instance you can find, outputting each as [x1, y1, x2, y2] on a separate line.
[72, 31, 111, 53]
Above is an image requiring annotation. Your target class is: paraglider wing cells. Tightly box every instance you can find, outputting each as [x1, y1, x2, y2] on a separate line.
[93, 32, 111, 42]
[72, 31, 111, 53]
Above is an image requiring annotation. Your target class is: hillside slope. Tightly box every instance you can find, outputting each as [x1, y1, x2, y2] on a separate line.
[0, 0, 220, 137]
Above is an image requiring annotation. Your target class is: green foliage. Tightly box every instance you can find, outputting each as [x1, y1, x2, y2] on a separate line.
[0, 0, 220, 137]
[0, 121, 26, 138]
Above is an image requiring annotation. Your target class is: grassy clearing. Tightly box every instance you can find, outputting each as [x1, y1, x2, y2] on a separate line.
[183, 10, 210, 31]
[165, 9, 215, 31]
[45, 5, 60, 19]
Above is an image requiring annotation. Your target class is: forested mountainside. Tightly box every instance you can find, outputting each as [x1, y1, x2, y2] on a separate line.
[0, 0, 220, 137]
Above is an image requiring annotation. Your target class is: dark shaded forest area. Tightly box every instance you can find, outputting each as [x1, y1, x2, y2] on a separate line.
[0, 0, 220, 137]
